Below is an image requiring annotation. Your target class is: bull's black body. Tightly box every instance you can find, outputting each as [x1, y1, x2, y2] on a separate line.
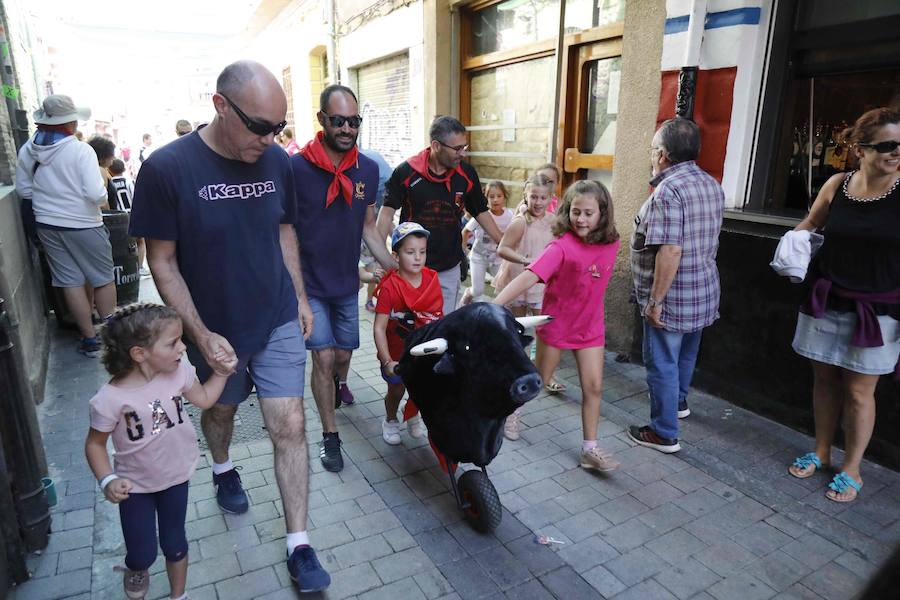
[397, 303, 541, 467]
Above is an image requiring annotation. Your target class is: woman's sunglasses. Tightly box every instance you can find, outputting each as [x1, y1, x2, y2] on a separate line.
[322, 113, 363, 129]
[221, 93, 287, 136]
[857, 140, 900, 153]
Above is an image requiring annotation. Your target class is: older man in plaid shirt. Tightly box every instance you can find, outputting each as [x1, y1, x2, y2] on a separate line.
[627, 117, 724, 454]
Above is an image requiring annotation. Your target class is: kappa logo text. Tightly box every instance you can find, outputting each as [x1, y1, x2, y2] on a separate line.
[198, 180, 276, 201]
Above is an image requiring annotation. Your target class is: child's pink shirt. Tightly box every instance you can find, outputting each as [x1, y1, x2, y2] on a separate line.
[89, 361, 200, 493]
[529, 231, 620, 349]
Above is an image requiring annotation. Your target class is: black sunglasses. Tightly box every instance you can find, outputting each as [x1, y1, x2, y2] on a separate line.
[437, 140, 469, 153]
[322, 113, 363, 129]
[857, 140, 900, 153]
[221, 94, 287, 136]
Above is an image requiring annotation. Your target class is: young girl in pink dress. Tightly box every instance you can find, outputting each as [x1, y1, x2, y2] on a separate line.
[494, 180, 621, 471]
[85, 304, 236, 600]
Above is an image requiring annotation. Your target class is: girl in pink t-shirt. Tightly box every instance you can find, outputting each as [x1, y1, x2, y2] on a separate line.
[495, 180, 621, 472]
[85, 304, 236, 600]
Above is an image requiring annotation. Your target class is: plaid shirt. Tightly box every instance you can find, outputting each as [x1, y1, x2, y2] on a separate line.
[630, 161, 724, 333]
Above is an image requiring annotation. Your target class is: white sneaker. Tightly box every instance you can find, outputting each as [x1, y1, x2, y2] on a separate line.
[382, 419, 401, 445]
[407, 415, 426, 438]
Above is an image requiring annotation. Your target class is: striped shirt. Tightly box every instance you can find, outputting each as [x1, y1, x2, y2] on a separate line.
[630, 161, 724, 333]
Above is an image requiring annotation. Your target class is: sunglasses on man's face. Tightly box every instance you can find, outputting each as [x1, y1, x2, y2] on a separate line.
[858, 140, 900, 153]
[221, 94, 287, 137]
[322, 113, 363, 129]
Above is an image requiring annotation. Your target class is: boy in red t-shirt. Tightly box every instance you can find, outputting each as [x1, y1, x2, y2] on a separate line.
[374, 222, 444, 445]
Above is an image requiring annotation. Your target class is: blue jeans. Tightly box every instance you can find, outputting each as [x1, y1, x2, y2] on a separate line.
[643, 321, 703, 440]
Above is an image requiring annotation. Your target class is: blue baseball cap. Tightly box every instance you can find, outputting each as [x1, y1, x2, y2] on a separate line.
[391, 222, 430, 250]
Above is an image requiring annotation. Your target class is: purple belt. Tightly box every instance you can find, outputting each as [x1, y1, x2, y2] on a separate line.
[802, 278, 900, 378]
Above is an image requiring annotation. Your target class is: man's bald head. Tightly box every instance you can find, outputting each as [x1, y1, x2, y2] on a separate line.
[216, 60, 283, 103]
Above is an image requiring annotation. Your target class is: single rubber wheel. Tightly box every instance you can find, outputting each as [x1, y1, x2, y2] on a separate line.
[457, 470, 502, 532]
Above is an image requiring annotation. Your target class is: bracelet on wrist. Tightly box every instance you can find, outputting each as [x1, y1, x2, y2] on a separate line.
[99, 473, 119, 490]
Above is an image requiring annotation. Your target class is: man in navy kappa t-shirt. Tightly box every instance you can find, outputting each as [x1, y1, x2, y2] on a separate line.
[129, 61, 330, 593]
[292, 85, 395, 473]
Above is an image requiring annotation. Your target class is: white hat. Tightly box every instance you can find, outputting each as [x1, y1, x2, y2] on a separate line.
[33, 95, 91, 125]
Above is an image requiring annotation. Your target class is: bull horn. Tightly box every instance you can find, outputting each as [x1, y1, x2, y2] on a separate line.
[516, 315, 553, 329]
[409, 338, 448, 356]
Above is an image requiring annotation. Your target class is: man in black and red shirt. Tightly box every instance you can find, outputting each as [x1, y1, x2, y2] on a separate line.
[376, 116, 503, 312]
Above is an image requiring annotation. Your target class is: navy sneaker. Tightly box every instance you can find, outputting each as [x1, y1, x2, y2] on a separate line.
[627, 425, 681, 454]
[287, 545, 330, 593]
[677, 399, 691, 419]
[212, 467, 249, 514]
[320, 432, 343, 472]
[78, 336, 102, 358]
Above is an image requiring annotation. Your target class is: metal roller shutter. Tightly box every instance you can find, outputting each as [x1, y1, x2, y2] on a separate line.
[355, 52, 412, 167]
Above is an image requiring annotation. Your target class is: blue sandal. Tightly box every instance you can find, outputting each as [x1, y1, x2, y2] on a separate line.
[789, 452, 824, 479]
[826, 471, 862, 503]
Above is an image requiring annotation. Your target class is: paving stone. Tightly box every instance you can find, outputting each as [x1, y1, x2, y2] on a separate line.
[25, 550, 58, 579]
[371, 546, 433, 584]
[332, 534, 394, 570]
[664, 466, 716, 493]
[372, 478, 419, 507]
[594, 494, 650, 525]
[255, 516, 288, 544]
[694, 539, 760, 577]
[491, 510, 531, 544]
[223, 501, 281, 531]
[630, 480, 685, 509]
[345, 509, 403, 539]
[415, 527, 468, 565]
[645, 527, 707, 565]
[8, 567, 91, 600]
[780, 533, 844, 570]
[505, 534, 565, 577]
[554, 485, 608, 514]
[446, 519, 502, 555]
[186, 515, 228, 541]
[310, 498, 365, 528]
[359, 576, 427, 600]
[215, 566, 282, 600]
[734, 521, 795, 557]
[403, 470, 447, 500]
[746, 550, 813, 593]
[557, 533, 619, 573]
[653, 558, 722, 599]
[833, 550, 881, 581]
[44, 526, 93, 554]
[604, 545, 670, 586]
[392, 500, 443, 535]
[473, 544, 533, 591]
[582, 563, 626, 598]
[413, 567, 455, 599]
[515, 499, 570, 530]
[600, 518, 657, 553]
[357, 458, 398, 484]
[628, 459, 678, 485]
[438, 556, 500, 599]
[555, 509, 612, 542]
[707, 572, 777, 600]
[799, 562, 865, 600]
[322, 478, 374, 504]
[676, 487, 731, 517]
[538, 565, 599, 600]
[236, 538, 285, 573]
[517, 478, 568, 505]
[56, 546, 92, 574]
[503, 578, 555, 600]
[637, 503, 693, 535]
[59, 507, 94, 531]
[198, 525, 259, 559]
[764, 513, 809, 539]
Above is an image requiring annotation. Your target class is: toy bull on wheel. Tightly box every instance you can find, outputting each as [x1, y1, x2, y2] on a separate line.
[395, 302, 551, 532]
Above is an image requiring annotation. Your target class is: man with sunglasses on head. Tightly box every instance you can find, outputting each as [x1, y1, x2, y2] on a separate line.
[291, 84, 395, 473]
[129, 60, 330, 593]
[376, 116, 503, 313]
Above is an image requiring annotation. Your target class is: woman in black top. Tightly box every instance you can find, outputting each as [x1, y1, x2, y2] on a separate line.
[788, 107, 900, 503]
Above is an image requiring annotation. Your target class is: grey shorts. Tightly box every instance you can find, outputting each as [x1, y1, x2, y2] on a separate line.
[37, 226, 114, 288]
[793, 310, 900, 375]
[187, 319, 307, 405]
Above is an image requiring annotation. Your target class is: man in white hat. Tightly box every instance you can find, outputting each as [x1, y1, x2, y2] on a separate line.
[15, 94, 117, 357]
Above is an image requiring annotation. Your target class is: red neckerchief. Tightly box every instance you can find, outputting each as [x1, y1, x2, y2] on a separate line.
[406, 148, 473, 193]
[298, 131, 359, 207]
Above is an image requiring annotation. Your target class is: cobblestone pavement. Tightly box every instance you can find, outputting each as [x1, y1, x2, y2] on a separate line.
[10, 287, 900, 599]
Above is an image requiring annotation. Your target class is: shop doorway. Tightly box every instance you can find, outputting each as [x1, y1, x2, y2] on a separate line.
[557, 38, 622, 191]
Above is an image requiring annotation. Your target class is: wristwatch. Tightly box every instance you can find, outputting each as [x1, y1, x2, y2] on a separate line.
[646, 297, 662, 309]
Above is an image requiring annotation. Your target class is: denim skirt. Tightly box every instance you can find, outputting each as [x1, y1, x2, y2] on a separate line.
[793, 310, 900, 375]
